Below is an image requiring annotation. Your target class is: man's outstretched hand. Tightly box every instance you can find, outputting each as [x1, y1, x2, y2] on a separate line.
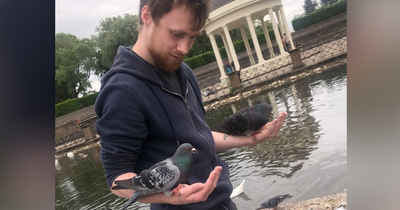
[251, 111, 287, 144]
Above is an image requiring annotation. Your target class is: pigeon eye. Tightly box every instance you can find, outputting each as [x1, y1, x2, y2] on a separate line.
[185, 147, 189, 151]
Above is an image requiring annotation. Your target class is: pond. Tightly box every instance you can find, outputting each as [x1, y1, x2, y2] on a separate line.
[55, 65, 347, 210]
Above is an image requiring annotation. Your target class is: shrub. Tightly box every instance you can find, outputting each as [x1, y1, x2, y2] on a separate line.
[55, 92, 99, 117]
[292, 0, 347, 31]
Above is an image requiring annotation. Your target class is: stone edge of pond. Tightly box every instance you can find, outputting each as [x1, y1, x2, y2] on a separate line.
[276, 190, 347, 210]
[55, 137, 100, 158]
[203, 55, 347, 111]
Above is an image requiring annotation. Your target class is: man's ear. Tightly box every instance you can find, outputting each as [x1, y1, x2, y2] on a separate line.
[141, 5, 152, 26]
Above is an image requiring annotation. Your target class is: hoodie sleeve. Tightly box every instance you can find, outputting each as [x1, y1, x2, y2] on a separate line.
[95, 78, 148, 188]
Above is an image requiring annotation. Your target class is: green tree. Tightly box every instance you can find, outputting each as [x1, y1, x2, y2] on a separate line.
[230, 28, 243, 43]
[94, 14, 139, 76]
[320, 0, 339, 6]
[303, 0, 319, 14]
[55, 33, 96, 103]
[253, 20, 274, 36]
[187, 31, 213, 58]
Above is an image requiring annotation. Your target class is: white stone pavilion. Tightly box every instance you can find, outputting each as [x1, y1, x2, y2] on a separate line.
[203, 0, 295, 80]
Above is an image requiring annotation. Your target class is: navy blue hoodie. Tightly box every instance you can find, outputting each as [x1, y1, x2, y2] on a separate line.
[95, 46, 235, 210]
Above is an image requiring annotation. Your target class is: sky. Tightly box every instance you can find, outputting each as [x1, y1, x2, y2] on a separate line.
[56, 0, 306, 92]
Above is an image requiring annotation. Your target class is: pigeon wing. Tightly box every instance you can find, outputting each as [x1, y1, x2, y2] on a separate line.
[112, 159, 180, 193]
[134, 159, 181, 192]
[221, 111, 252, 135]
[245, 104, 272, 131]
[112, 170, 149, 191]
[218, 103, 272, 136]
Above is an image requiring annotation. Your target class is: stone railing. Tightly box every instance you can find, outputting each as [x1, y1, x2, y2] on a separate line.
[200, 36, 347, 103]
[192, 12, 347, 89]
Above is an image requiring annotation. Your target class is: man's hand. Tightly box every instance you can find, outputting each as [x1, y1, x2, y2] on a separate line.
[213, 111, 287, 152]
[139, 166, 222, 205]
[251, 111, 287, 144]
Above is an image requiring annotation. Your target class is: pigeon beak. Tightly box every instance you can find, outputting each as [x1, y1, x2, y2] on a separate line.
[191, 148, 198, 154]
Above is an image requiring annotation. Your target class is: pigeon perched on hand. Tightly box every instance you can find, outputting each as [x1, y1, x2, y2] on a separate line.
[111, 143, 198, 210]
[256, 194, 290, 210]
[214, 103, 273, 136]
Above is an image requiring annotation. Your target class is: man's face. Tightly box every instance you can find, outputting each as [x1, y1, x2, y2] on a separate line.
[147, 6, 201, 72]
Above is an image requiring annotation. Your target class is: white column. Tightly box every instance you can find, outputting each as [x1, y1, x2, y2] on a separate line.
[280, 6, 295, 50]
[268, 8, 285, 55]
[260, 18, 274, 59]
[281, 88, 289, 110]
[240, 26, 255, 65]
[221, 33, 233, 63]
[276, 10, 285, 35]
[247, 98, 253, 107]
[208, 33, 226, 80]
[231, 104, 237, 113]
[268, 91, 279, 117]
[290, 84, 301, 113]
[246, 16, 264, 63]
[223, 25, 240, 70]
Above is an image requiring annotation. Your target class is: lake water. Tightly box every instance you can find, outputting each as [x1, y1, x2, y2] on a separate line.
[55, 66, 347, 210]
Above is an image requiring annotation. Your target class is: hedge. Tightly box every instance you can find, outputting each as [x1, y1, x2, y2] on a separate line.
[55, 92, 99, 117]
[292, 0, 347, 31]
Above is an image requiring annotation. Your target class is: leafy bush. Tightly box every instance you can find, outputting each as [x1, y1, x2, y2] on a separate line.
[292, 0, 347, 31]
[55, 92, 99, 117]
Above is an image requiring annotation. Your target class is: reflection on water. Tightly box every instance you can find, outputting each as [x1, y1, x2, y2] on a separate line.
[55, 66, 347, 210]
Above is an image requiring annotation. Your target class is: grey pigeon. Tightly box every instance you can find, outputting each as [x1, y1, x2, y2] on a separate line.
[214, 103, 273, 136]
[111, 143, 198, 210]
[256, 194, 290, 210]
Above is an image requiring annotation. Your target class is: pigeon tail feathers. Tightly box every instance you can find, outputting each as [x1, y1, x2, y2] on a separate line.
[111, 185, 128, 190]
[121, 191, 144, 210]
[112, 179, 145, 191]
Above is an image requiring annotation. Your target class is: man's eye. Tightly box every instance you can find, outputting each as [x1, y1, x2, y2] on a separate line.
[172, 33, 183, 38]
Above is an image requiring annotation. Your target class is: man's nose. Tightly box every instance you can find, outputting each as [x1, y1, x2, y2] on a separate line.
[176, 39, 191, 55]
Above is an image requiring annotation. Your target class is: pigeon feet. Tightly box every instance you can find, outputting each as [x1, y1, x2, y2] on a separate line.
[251, 122, 272, 137]
[251, 126, 266, 136]
[251, 130, 262, 141]
[171, 184, 185, 197]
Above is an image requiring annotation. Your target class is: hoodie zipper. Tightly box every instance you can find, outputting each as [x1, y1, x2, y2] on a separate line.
[161, 84, 214, 168]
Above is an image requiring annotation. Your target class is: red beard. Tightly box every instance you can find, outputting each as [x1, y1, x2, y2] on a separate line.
[148, 34, 185, 72]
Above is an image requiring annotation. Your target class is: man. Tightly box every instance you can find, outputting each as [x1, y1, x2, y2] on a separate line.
[282, 33, 287, 51]
[95, 0, 287, 209]
[282, 33, 290, 52]
[225, 62, 232, 74]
